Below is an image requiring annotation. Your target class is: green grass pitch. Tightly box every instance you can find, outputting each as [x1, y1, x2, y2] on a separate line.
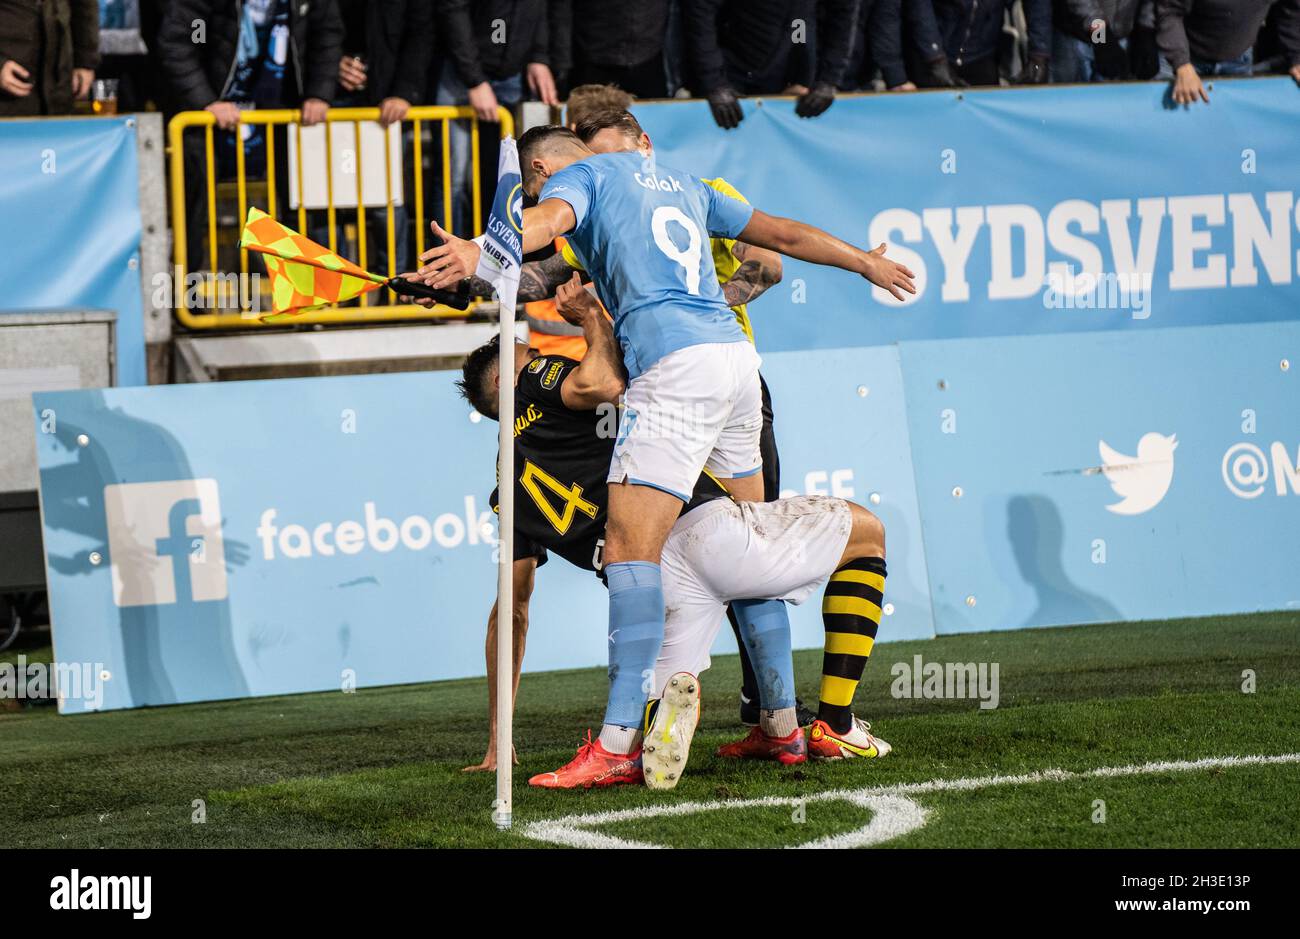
[4, 611, 1299, 848]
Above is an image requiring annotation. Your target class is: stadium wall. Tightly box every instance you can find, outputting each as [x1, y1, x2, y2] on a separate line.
[32, 320, 1300, 712]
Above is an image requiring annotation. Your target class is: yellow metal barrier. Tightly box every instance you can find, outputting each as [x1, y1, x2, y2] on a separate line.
[167, 105, 515, 329]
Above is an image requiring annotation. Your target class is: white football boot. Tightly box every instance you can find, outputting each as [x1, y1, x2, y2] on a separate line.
[642, 672, 701, 790]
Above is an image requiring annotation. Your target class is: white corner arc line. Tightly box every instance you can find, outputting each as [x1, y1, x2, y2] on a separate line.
[520, 752, 1300, 849]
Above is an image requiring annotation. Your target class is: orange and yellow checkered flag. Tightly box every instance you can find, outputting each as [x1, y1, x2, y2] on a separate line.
[240, 207, 386, 319]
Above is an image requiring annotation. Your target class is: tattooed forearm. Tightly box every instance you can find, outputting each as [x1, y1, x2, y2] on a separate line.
[722, 242, 783, 308]
[468, 250, 580, 302]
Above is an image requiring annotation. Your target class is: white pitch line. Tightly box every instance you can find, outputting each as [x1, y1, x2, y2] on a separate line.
[520, 752, 1300, 849]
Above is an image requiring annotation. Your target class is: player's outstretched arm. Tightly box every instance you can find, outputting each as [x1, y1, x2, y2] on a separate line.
[464, 251, 580, 302]
[522, 199, 578, 255]
[464, 557, 537, 773]
[553, 273, 625, 409]
[737, 208, 917, 301]
[722, 242, 783, 308]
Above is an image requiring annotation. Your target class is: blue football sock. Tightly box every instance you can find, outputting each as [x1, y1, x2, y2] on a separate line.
[602, 561, 666, 730]
[730, 598, 796, 711]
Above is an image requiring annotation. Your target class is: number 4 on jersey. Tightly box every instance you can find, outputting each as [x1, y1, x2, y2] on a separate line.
[521, 461, 599, 535]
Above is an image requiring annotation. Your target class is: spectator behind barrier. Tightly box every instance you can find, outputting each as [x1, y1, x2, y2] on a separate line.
[908, 0, 1054, 87]
[435, 0, 557, 236]
[313, 0, 436, 283]
[684, 0, 860, 128]
[0, 0, 99, 116]
[1156, 0, 1300, 105]
[1052, 1, 1142, 82]
[549, 0, 671, 98]
[839, 0, 914, 91]
[157, 0, 344, 272]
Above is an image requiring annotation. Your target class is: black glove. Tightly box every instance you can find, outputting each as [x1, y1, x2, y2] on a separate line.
[927, 57, 968, 88]
[706, 86, 744, 129]
[1091, 34, 1128, 80]
[795, 81, 836, 118]
[1014, 54, 1051, 85]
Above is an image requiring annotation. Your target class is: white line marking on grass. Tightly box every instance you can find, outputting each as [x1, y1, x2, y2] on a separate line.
[520, 752, 1300, 849]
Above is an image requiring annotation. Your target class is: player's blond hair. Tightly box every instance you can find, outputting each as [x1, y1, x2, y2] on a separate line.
[565, 84, 635, 129]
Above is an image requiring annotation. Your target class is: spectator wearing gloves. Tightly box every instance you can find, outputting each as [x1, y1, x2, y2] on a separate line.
[549, 0, 670, 98]
[435, 0, 557, 235]
[684, 0, 862, 129]
[1052, 1, 1142, 82]
[1156, 0, 1300, 105]
[909, 0, 1054, 87]
[0, 0, 99, 116]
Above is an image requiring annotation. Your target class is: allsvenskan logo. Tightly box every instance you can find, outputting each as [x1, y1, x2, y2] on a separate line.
[103, 479, 228, 607]
[1098, 433, 1178, 515]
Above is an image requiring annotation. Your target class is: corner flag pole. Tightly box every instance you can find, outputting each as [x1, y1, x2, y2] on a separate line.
[494, 290, 514, 830]
[477, 139, 523, 831]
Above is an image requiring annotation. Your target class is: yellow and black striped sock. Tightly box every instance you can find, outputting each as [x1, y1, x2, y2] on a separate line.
[819, 556, 886, 735]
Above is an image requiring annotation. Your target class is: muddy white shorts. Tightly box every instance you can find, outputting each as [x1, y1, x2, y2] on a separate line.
[608, 340, 763, 501]
[650, 495, 854, 695]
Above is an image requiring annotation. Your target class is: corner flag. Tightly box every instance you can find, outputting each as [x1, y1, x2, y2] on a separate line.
[479, 139, 523, 832]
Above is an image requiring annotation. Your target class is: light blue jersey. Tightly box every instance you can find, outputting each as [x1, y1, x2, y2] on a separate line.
[539, 151, 755, 378]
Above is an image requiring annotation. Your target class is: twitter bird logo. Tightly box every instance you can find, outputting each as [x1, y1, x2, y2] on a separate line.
[1098, 433, 1178, 515]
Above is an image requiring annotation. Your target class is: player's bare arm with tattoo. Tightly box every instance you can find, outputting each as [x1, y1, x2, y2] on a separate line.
[723, 242, 783, 308]
[466, 250, 584, 302]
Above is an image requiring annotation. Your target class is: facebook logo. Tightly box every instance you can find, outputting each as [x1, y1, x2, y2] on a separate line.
[103, 480, 228, 607]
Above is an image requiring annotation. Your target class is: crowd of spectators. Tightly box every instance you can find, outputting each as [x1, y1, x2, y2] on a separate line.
[2, 2, 1297, 124]
[2, 1, 1297, 274]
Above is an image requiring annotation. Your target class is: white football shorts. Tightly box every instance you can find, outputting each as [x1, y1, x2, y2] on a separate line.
[608, 340, 763, 501]
[651, 495, 854, 696]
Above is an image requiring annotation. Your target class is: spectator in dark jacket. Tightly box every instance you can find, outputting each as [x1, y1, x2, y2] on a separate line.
[0, 0, 99, 116]
[158, 0, 344, 271]
[318, 0, 435, 281]
[841, 0, 913, 91]
[157, 0, 343, 122]
[686, 0, 862, 128]
[1157, 0, 1300, 104]
[1052, 1, 1141, 82]
[335, 0, 433, 124]
[910, 0, 1054, 87]
[436, 0, 556, 235]
[549, 0, 670, 98]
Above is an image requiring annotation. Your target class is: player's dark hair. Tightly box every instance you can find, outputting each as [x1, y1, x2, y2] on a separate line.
[518, 125, 587, 189]
[574, 109, 645, 145]
[456, 335, 501, 420]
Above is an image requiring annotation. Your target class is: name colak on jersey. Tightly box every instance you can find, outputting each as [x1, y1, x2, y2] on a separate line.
[635, 172, 684, 193]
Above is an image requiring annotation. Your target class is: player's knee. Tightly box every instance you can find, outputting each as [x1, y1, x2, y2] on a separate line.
[847, 501, 885, 559]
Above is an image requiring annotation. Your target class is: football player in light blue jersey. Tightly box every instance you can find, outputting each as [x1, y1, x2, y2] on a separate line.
[532, 148, 754, 379]
[418, 124, 914, 789]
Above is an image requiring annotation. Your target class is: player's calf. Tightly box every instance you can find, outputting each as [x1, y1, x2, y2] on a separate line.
[815, 502, 890, 753]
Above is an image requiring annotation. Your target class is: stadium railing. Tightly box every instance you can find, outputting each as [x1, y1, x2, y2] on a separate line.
[166, 105, 514, 329]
